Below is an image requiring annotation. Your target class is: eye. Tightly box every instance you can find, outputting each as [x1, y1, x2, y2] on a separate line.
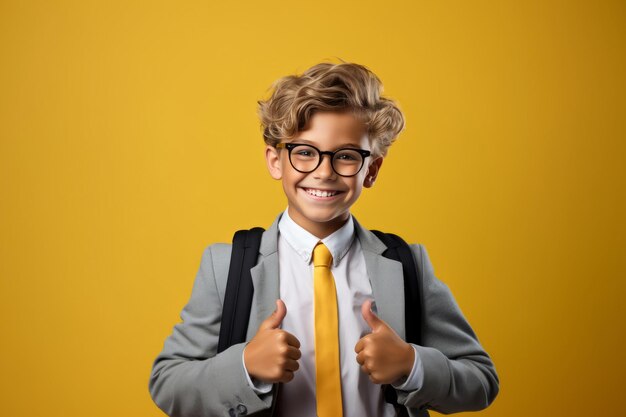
[296, 150, 313, 157]
[336, 153, 357, 161]
[334, 150, 361, 161]
[292, 145, 318, 159]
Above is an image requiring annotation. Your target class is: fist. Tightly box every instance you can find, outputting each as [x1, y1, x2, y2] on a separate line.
[244, 299, 302, 383]
[355, 300, 415, 384]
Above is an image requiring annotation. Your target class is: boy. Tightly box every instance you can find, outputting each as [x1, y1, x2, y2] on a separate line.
[149, 61, 499, 417]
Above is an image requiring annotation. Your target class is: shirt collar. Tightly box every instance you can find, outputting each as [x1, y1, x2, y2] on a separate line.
[278, 208, 355, 267]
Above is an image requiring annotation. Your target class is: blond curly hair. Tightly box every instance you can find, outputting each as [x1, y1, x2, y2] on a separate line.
[257, 61, 405, 157]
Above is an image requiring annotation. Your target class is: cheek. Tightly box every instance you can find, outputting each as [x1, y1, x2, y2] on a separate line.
[282, 170, 306, 190]
[354, 174, 368, 189]
[346, 181, 364, 199]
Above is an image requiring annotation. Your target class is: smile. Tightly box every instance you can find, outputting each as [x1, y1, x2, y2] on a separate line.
[302, 188, 343, 198]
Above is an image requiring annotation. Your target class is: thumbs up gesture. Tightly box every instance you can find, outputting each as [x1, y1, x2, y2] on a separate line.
[355, 300, 415, 384]
[243, 299, 302, 383]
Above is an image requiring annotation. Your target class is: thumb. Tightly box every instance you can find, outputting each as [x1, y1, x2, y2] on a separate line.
[361, 299, 384, 332]
[261, 299, 287, 330]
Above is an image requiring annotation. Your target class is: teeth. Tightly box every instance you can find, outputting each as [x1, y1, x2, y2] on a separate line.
[305, 188, 338, 197]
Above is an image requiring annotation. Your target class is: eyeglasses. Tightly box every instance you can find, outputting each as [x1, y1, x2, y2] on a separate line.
[276, 142, 371, 177]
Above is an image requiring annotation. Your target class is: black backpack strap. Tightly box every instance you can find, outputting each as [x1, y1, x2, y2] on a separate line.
[371, 231, 423, 345]
[371, 230, 423, 414]
[217, 227, 265, 353]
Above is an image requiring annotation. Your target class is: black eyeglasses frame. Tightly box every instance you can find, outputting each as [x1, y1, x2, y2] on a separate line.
[275, 142, 372, 177]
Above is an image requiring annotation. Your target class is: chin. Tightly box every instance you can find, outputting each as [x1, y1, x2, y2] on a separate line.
[302, 209, 347, 225]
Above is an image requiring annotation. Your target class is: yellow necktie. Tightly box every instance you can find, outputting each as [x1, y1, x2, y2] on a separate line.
[313, 242, 343, 417]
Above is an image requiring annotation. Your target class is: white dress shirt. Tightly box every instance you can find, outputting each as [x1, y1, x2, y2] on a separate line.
[243, 209, 424, 416]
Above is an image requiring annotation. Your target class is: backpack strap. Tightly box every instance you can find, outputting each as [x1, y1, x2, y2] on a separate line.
[217, 227, 265, 353]
[371, 230, 423, 414]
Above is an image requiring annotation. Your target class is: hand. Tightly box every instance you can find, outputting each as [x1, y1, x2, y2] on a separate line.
[355, 299, 415, 384]
[243, 299, 302, 383]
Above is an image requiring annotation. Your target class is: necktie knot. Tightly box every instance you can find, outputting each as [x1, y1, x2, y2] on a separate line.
[313, 243, 333, 268]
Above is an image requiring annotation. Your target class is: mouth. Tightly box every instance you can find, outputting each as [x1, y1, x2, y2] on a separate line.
[301, 187, 344, 199]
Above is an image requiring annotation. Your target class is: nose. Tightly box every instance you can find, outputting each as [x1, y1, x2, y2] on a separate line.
[313, 154, 336, 179]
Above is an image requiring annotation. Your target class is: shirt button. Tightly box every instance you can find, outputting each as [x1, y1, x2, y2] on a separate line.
[237, 404, 248, 415]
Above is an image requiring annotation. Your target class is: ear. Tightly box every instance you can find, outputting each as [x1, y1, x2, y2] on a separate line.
[363, 156, 383, 188]
[265, 145, 283, 180]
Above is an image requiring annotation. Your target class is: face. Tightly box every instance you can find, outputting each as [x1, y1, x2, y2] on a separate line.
[265, 111, 383, 238]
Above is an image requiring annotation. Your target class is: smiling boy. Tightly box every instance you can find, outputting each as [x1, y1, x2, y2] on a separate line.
[149, 61, 499, 417]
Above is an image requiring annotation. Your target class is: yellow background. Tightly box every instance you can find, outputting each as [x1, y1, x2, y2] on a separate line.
[1, 1, 624, 416]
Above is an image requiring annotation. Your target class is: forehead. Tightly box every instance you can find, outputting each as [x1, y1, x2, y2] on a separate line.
[293, 111, 369, 149]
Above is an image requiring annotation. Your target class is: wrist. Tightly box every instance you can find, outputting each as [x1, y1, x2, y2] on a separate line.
[403, 342, 415, 376]
[243, 343, 257, 379]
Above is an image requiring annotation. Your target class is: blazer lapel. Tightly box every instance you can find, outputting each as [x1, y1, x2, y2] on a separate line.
[246, 214, 282, 341]
[354, 217, 406, 340]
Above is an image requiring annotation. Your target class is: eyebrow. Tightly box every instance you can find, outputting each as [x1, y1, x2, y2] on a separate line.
[292, 138, 364, 149]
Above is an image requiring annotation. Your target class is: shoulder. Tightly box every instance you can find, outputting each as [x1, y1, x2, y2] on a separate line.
[196, 243, 232, 286]
[197, 217, 278, 275]
[407, 243, 426, 268]
[202, 242, 232, 261]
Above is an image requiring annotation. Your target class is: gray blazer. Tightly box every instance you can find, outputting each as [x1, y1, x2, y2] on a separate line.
[149, 213, 499, 417]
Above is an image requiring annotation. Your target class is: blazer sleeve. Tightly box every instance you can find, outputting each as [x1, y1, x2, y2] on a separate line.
[148, 244, 273, 417]
[395, 244, 500, 413]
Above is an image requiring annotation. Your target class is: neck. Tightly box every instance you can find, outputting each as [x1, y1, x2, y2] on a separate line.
[287, 208, 350, 239]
